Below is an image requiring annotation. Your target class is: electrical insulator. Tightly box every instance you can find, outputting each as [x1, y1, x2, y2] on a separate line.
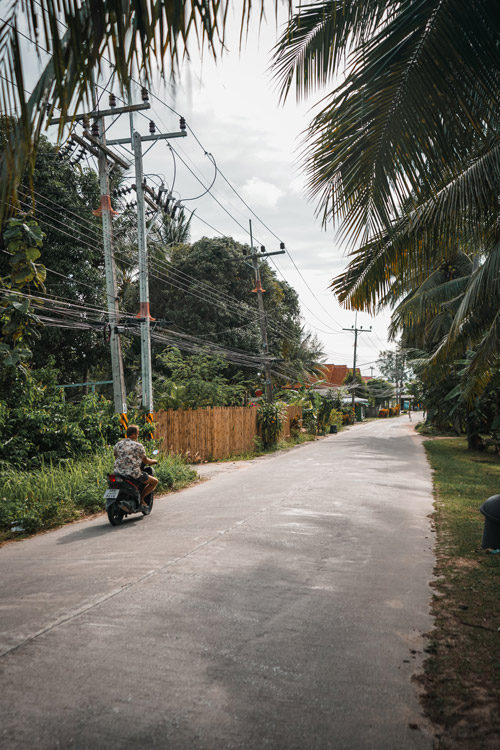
[280, 241, 285, 250]
[46, 103, 51, 116]
[82, 114, 90, 130]
[91, 121, 99, 137]
[109, 93, 117, 108]
[149, 120, 156, 135]
[171, 200, 182, 219]
[179, 116, 186, 131]
[141, 87, 149, 102]
[242, 247, 248, 256]
[260, 246, 266, 253]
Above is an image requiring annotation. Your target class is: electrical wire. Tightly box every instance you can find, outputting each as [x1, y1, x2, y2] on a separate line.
[19, 4, 366, 342]
[2, 25, 368, 360]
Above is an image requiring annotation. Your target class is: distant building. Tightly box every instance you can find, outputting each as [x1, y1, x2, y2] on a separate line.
[308, 364, 361, 391]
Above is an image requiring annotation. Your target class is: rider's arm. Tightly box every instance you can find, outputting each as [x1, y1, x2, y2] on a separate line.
[142, 455, 158, 466]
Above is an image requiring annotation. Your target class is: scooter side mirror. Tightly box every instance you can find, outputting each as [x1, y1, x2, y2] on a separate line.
[152, 449, 159, 455]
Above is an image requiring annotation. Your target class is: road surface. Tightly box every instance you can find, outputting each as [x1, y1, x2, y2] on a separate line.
[0, 414, 435, 749]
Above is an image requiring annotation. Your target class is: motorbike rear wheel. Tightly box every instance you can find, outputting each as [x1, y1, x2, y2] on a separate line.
[107, 503, 125, 526]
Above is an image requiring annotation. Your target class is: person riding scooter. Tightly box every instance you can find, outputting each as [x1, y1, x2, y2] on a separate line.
[113, 424, 158, 513]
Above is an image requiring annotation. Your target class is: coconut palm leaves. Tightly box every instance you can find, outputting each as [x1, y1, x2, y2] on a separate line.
[275, 0, 500, 237]
[273, 0, 500, 399]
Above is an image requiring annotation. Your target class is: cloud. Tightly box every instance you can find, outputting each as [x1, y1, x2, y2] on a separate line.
[240, 177, 284, 208]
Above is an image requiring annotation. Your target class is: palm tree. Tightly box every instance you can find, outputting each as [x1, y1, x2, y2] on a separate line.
[272, 0, 500, 398]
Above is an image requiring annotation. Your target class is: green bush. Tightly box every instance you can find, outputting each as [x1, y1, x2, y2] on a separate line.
[302, 408, 317, 434]
[329, 408, 343, 430]
[257, 401, 287, 448]
[0, 361, 157, 470]
[154, 454, 197, 490]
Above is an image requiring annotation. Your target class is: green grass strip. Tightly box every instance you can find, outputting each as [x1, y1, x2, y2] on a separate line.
[422, 438, 500, 747]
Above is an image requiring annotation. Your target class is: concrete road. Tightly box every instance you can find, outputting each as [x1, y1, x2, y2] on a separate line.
[0, 414, 435, 749]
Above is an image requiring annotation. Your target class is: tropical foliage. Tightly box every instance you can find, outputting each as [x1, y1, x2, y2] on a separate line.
[0, 359, 156, 470]
[0, 215, 45, 368]
[154, 348, 251, 410]
[257, 400, 288, 448]
[273, 0, 500, 424]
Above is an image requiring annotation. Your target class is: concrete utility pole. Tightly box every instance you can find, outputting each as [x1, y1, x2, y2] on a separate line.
[49, 92, 147, 426]
[51, 85, 187, 430]
[132, 130, 153, 415]
[94, 110, 128, 418]
[343, 315, 372, 412]
[249, 220, 273, 402]
[248, 221, 287, 402]
[108, 107, 187, 429]
[229, 226, 285, 403]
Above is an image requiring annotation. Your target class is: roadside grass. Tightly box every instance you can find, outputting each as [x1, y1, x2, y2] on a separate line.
[422, 437, 500, 749]
[0, 449, 197, 543]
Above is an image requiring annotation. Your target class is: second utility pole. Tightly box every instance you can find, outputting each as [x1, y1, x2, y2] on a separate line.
[249, 220, 273, 402]
[343, 314, 372, 412]
[132, 129, 154, 417]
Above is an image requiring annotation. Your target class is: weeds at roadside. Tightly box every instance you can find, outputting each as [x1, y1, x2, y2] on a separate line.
[0, 449, 197, 543]
[421, 437, 500, 749]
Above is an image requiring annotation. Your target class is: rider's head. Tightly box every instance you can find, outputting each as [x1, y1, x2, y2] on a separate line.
[126, 425, 139, 439]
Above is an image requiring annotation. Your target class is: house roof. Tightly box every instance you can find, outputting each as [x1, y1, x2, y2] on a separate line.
[341, 397, 369, 405]
[309, 364, 360, 388]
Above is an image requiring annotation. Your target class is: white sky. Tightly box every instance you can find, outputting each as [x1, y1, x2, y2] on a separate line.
[9, 2, 395, 376]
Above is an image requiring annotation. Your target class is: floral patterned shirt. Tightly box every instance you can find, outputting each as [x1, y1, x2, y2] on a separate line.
[113, 438, 146, 478]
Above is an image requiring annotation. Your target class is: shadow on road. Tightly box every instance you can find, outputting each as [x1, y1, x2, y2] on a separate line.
[56, 514, 143, 544]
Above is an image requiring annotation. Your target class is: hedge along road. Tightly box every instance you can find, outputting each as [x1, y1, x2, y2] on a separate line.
[0, 414, 435, 750]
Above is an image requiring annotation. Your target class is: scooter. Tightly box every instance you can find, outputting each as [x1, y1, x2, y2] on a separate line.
[104, 450, 159, 526]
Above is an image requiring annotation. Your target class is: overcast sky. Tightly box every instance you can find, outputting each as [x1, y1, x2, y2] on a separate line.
[12, 2, 395, 376]
[140, 10, 393, 375]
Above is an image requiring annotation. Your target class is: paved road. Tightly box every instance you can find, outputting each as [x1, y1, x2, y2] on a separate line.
[0, 415, 435, 749]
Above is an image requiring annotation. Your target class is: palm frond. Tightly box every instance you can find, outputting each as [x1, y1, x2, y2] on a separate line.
[448, 239, 500, 341]
[271, 0, 389, 102]
[462, 311, 500, 400]
[297, 0, 500, 239]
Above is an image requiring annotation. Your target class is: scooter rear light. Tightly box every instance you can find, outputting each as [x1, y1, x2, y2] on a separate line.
[108, 474, 117, 483]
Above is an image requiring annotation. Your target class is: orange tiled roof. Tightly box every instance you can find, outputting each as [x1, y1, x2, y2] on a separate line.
[308, 364, 360, 388]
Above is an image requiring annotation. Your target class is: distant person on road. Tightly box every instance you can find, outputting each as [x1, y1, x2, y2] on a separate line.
[408, 410, 412, 421]
[113, 424, 158, 510]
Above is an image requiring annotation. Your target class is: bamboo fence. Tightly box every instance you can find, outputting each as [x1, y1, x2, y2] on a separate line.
[153, 405, 302, 462]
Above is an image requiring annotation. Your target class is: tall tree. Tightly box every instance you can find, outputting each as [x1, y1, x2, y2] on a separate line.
[121, 235, 323, 384]
[0, 126, 111, 384]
